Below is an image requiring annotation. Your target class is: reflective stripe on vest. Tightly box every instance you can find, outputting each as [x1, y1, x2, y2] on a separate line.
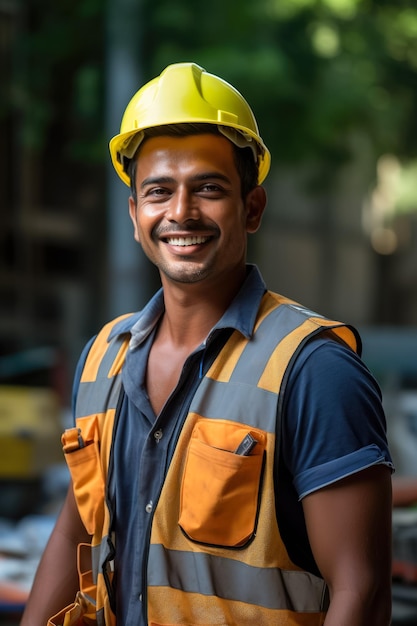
[148, 543, 328, 611]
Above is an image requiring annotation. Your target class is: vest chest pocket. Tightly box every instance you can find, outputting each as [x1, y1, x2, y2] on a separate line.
[62, 422, 105, 536]
[179, 418, 267, 548]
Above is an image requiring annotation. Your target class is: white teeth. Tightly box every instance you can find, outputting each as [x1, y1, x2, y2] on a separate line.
[167, 236, 208, 246]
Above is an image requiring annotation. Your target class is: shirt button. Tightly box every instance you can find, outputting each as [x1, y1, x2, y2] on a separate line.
[154, 429, 163, 443]
[145, 501, 153, 513]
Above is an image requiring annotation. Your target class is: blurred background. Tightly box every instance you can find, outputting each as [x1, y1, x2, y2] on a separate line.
[1, 0, 417, 622]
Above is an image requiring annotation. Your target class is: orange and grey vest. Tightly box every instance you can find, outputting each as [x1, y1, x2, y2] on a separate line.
[53, 291, 360, 626]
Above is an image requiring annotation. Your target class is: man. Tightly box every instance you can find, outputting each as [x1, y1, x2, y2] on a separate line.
[21, 62, 393, 626]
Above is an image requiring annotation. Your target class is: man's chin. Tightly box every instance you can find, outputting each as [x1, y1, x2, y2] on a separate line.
[161, 265, 210, 285]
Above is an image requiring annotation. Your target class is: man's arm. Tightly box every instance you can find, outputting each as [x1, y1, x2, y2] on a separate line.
[302, 464, 392, 626]
[20, 480, 91, 626]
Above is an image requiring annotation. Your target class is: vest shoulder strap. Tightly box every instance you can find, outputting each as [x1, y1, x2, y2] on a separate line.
[80, 313, 134, 385]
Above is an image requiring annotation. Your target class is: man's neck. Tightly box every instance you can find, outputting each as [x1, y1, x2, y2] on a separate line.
[158, 270, 246, 349]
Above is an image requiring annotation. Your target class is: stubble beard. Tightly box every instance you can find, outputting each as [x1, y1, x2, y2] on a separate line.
[158, 259, 212, 284]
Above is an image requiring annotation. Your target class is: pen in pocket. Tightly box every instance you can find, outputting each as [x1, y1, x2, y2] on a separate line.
[234, 433, 258, 456]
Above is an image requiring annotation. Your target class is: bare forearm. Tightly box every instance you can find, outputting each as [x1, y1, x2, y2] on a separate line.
[21, 484, 90, 626]
[20, 525, 81, 626]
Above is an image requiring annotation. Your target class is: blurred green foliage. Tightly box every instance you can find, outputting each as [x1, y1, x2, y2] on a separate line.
[5, 0, 417, 172]
[6, 0, 105, 160]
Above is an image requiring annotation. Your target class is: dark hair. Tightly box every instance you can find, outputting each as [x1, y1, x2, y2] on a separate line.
[126, 123, 259, 203]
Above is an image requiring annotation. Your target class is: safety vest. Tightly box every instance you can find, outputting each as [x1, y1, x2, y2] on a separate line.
[51, 291, 360, 626]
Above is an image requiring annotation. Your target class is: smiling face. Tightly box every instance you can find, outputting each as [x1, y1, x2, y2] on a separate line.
[128, 133, 266, 290]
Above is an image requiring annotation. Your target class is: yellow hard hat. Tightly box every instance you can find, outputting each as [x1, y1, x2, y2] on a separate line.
[109, 62, 271, 186]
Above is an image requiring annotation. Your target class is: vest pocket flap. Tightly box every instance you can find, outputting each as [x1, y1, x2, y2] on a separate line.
[179, 419, 266, 547]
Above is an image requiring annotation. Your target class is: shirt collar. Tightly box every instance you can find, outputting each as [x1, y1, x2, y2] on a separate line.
[108, 264, 266, 349]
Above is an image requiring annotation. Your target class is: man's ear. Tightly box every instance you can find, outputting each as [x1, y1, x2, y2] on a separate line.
[245, 186, 267, 233]
[128, 196, 141, 243]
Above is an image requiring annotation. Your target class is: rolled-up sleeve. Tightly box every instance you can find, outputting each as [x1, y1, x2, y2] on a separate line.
[282, 336, 394, 501]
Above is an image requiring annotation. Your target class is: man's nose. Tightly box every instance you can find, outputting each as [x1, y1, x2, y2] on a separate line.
[166, 188, 199, 222]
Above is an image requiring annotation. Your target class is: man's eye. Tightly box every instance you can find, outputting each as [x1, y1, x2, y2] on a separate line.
[147, 187, 169, 197]
[199, 184, 222, 193]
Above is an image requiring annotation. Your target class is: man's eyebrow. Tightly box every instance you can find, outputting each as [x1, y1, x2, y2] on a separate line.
[140, 172, 232, 189]
[189, 172, 232, 185]
[140, 176, 175, 189]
